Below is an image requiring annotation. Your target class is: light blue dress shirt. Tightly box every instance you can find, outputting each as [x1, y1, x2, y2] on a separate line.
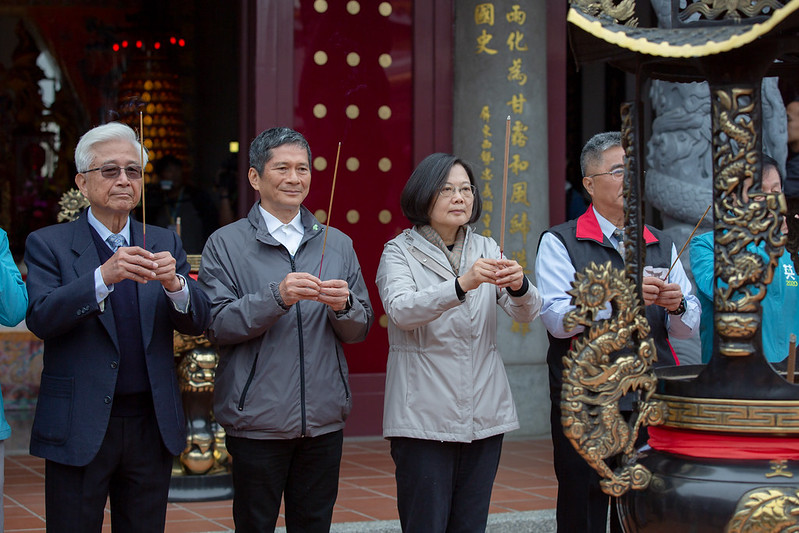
[535, 206, 700, 340]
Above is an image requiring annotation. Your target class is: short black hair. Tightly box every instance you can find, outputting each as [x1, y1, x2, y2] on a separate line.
[249, 127, 312, 175]
[400, 153, 482, 226]
[154, 154, 181, 176]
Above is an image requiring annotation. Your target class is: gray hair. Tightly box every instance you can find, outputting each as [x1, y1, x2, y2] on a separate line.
[249, 127, 312, 175]
[75, 122, 147, 172]
[580, 131, 621, 176]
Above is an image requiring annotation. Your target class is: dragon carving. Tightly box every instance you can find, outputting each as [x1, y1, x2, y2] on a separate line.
[561, 261, 667, 496]
[726, 487, 799, 532]
[712, 87, 786, 318]
[571, 0, 639, 26]
[681, 0, 785, 23]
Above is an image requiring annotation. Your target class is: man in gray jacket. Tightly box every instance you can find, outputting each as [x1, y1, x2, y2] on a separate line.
[199, 127, 374, 532]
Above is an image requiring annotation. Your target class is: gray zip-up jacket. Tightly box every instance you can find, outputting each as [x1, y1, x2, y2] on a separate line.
[199, 203, 374, 439]
[376, 226, 542, 442]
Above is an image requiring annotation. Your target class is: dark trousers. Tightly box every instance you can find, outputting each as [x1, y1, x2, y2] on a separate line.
[551, 401, 624, 533]
[226, 430, 343, 533]
[44, 413, 173, 533]
[390, 434, 504, 533]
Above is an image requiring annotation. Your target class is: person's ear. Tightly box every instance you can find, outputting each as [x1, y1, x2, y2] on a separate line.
[75, 173, 88, 197]
[582, 176, 594, 197]
[248, 167, 261, 191]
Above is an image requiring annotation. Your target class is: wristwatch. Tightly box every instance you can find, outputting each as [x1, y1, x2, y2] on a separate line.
[668, 296, 686, 316]
[335, 293, 354, 317]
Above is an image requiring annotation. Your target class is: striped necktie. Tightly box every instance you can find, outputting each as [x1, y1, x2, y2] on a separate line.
[612, 228, 625, 256]
[107, 233, 126, 252]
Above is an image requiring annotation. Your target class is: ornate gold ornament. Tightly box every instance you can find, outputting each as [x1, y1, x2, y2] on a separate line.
[654, 394, 799, 432]
[726, 487, 799, 532]
[561, 261, 666, 497]
[767, 461, 795, 479]
[177, 348, 218, 393]
[712, 86, 786, 358]
[173, 333, 228, 476]
[570, 0, 638, 27]
[57, 189, 89, 223]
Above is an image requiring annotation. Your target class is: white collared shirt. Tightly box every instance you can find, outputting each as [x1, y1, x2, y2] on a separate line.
[259, 206, 304, 256]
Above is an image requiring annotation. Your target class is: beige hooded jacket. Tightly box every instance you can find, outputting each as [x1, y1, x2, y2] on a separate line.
[376, 226, 542, 442]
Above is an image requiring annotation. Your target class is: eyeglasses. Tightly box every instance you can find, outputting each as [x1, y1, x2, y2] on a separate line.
[439, 184, 476, 198]
[81, 164, 143, 180]
[586, 168, 625, 180]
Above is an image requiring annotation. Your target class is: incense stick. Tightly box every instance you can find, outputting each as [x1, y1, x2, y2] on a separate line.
[139, 112, 147, 249]
[665, 203, 711, 279]
[788, 334, 796, 384]
[318, 142, 342, 278]
[499, 115, 511, 258]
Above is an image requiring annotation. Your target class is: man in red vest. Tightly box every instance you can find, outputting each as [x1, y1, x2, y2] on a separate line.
[535, 131, 700, 533]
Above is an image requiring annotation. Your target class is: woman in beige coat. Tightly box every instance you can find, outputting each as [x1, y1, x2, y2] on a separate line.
[376, 153, 542, 532]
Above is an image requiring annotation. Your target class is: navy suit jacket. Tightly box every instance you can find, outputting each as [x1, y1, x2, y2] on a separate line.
[24, 213, 211, 466]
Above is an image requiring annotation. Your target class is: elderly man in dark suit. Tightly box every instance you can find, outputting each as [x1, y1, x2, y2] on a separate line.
[24, 122, 211, 532]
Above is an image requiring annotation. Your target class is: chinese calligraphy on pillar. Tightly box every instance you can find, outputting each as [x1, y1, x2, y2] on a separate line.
[457, 1, 543, 335]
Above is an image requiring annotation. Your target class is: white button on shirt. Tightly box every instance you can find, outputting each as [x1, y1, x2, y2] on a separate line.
[259, 206, 304, 256]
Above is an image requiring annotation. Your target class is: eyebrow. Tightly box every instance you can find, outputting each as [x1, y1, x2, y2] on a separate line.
[269, 160, 308, 167]
[98, 159, 140, 167]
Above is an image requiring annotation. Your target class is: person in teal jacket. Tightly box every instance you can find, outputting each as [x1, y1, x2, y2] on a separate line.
[690, 156, 799, 363]
[0, 226, 27, 530]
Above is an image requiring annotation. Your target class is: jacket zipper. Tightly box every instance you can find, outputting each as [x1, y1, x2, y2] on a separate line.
[237, 351, 260, 411]
[290, 255, 308, 437]
[335, 344, 350, 400]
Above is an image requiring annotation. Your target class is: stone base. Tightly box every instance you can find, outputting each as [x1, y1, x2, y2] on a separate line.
[283, 510, 557, 533]
[168, 471, 234, 502]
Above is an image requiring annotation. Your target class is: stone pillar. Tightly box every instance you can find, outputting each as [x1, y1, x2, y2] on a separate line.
[453, 1, 550, 436]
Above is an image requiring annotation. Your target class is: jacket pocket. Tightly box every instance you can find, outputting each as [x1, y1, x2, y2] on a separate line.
[335, 345, 352, 420]
[237, 351, 260, 411]
[31, 374, 74, 445]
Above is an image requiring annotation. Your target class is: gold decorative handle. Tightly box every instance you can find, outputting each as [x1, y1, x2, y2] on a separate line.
[561, 260, 666, 496]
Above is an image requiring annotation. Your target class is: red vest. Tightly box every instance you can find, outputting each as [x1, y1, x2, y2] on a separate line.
[540, 207, 677, 406]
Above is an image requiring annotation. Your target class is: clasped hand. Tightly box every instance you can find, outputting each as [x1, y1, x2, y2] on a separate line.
[458, 258, 524, 292]
[642, 276, 682, 312]
[100, 246, 182, 292]
[279, 272, 349, 311]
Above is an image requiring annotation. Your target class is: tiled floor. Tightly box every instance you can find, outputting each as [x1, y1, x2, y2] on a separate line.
[4, 437, 557, 532]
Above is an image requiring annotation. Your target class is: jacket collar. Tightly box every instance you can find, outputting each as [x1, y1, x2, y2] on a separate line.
[404, 225, 474, 276]
[576, 204, 658, 245]
[247, 202, 324, 246]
